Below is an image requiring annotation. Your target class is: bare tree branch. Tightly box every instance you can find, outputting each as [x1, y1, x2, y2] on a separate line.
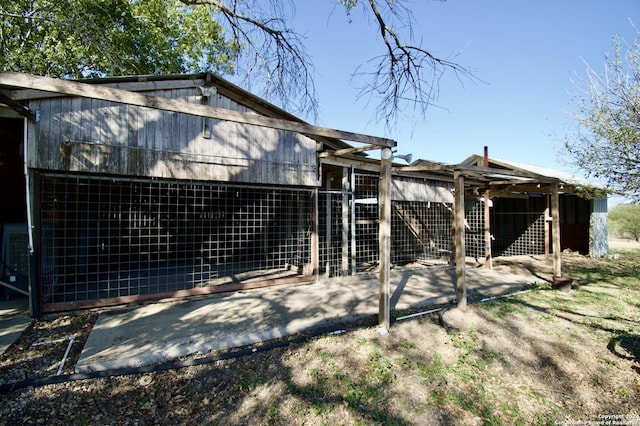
[180, 0, 475, 129]
[180, 0, 318, 119]
[355, 0, 476, 130]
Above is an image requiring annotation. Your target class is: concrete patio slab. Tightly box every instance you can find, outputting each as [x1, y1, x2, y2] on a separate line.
[76, 266, 537, 373]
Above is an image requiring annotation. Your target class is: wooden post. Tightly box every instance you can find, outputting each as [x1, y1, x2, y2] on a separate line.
[342, 167, 350, 275]
[551, 180, 562, 277]
[454, 170, 467, 310]
[379, 149, 392, 332]
[483, 146, 492, 269]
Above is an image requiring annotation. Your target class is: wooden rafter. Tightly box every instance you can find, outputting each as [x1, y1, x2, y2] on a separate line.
[318, 144, 381, 158]
[0, 88, 37, 121]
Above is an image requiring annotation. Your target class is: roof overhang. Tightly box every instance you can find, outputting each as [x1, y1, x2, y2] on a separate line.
[0, 72, 396, 153]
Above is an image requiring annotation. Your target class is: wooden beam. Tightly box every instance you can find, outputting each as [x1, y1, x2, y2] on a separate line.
[0, 89, 37, 121]
[379, 149, 392, 332]
[551, 180, 562, 277]
[487, 178, 535, 187]
[10, 78, 206, 101]
[342, 167, 350, 275]
[319, 144, 380, 158]
[458, 164, 555, 182]
[0, 72, 397, 147]
[454, 170, 467, 310]
[391, 164, 453, 173]
[320, 156, 381, 173]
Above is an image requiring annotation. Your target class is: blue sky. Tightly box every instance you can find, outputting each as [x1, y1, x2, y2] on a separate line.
[276, 0, 638, 179]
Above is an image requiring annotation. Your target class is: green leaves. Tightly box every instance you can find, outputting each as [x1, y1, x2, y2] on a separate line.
[564, 28, 640, 200]
[609, 204, 640, 241]
[0, 0, 238, 78]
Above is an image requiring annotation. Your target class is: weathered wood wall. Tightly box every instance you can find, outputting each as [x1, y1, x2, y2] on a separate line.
[25, 84, 318, 186]
[391, 176, 453, 204]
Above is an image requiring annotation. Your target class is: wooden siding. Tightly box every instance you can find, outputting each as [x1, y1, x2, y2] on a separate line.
[391, 176, 454, 204]
[26, 87, 318, 186]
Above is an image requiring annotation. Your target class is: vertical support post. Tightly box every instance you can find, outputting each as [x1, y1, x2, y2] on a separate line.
[454, 170, 467, 310]
[379, 149, 392, 332]
[551, 180, 562, 277]
[483, 146, 492, 269]
[325, 174, 332, 276]
[341, 167, 349, 275]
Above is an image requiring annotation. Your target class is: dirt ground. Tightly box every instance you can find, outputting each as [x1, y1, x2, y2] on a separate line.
[0, 243, 639, 425]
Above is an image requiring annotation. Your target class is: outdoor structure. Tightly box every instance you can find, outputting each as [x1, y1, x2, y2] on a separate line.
[0, 72, 607, 325]
[460, 155, 609, 260]
[0, 72, 441, 320]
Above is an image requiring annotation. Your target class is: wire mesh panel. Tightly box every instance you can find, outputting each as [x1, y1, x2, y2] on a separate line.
[491, 212, 546, 256]
[391, 201, 453, 265]
[318, 190, 350, 277]
[354, 174, 379, 272]
[490, 197, 547, 257]
[464, 200, 486, 260]
[39, 174, 312, 307]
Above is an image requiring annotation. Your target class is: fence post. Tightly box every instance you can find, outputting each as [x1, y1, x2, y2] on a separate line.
[551, 180, 562, 277]
[379, 149, 392, 332]
[454, 170, 467, 310]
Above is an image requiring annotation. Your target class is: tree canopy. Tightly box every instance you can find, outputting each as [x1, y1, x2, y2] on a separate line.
[0, 0, 238, 78]
[608, 203, 640, 241]
[563, 28, 640, 202]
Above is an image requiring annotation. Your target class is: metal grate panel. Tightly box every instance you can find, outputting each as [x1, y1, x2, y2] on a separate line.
[318, 191, 350, 276]
[392, 201, 453, 265]
[354, 174, 379, 272]
[464, 200, 486, 259]
[39, 174, 312, 305]
[492, 212, 546, 256]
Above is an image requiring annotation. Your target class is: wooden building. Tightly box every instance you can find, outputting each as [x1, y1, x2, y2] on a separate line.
[460, 155, 609, 260]
[0, 72, 608, 320]
[0, 72, 456, 317]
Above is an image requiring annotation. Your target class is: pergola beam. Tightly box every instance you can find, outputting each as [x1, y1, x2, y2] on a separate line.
[318, 144, 380, 158]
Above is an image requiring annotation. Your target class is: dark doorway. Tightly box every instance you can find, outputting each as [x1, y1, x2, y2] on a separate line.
[0, 117, 28, 297]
